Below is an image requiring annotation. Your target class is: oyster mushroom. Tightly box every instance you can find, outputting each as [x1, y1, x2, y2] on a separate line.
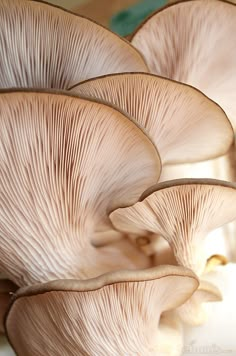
[110, 178, 236, 275]
[70, 72, 233, 165]
[0, 0, 147, 89]
[5, 265, 198, 356]
[0, 90, 161, 286]
[176, 280, 222, 326]
[129, 2, 236, 259]
[131, 0, 236, 128]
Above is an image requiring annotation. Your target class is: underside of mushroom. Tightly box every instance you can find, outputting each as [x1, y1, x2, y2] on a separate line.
[0, 90, 161, 286]
[131, 0, 236, 129]
[70, 72, 233, 164]
[0, 0, 147, 89]
[5, 266, 198, 356]
[110, 178, 236, 275]
[0, 1, 235, 355]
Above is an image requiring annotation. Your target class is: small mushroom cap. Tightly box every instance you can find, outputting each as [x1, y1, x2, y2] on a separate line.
[0, 0, 147, 89]
[110, 178, 236, 274]
[0, 280, 17, 335]
[176, 280, 222, 326]
[131, 0, 236, 129]
[184, 263, 236, 350]
[0, 90, 161, 286]
[205, 254, 228, 273]
[70, 73, 233, 164]
[6, 265, 198, 356]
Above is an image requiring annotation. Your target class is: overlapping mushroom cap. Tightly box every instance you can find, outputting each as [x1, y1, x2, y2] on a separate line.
[5, 266, 198, 356]
[176, 280, 222, 326]
[70, 73, 233, 164]
[131, 0, 236, 128]
[0, 90, 161, 286]
[110, 179, 236, 275]
[0, 0, 147, 89]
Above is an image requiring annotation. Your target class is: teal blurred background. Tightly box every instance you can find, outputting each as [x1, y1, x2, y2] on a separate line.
[110, 0, 167, 36]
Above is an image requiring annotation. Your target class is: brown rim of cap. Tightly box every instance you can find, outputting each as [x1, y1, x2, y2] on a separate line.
[130, 0, 236, 42]
[140, 178, 236, 201]
[4, 265, 198, 352]
[0, 87, 161, 169]
[68, 71, 227, 116]
[26, 0, 148, 70]
[68, 72, 233, 138]
[8, 265, 198, 301]
[198, 280, 222, 301]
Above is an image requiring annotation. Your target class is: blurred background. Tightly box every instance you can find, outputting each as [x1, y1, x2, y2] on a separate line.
[46, 0, 236, 37]
[46, 0, 178, 36]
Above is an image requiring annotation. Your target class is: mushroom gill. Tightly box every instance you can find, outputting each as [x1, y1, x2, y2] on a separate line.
[0, 90, 161, 286]
[5, 266, 198, 356]
[70, 72, 233, 165]
[110, 178, 236, 275]
[0, 0, 147, 89]
[131, 0, 236, 129]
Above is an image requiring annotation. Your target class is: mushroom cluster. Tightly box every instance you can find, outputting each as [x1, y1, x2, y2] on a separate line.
[0, 0, 236, 355]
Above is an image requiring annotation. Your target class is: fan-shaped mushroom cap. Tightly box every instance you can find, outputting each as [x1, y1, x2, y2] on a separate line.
[110, 179, 236, 274]
[0, 280, 17, 335]
[131, 0, 236, 129]
[176, 280, 222, 326]
[5, 266, 198, 356]
[70, 73, 233, 164]
[0, 0, 147, 89]
[0, 90, 161, 286]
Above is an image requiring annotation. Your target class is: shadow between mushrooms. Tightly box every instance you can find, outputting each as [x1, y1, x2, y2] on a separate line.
[0, 90, 161, 286]
[110, 178, 236, 275]
[0, 280, 17, 335]
[70, 72, 233, 165]
[5, 265, 199, 356]
[0, 0, 147, 89]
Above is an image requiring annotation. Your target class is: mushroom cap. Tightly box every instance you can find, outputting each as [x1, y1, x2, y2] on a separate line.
[176, 280, 222, 326]
[131, 0, 236, 129]
[70, 73, 233, 164]
[110, 178, 236, 274]
[0, 90, 161, 286]
[5, 265, 198, 356]
[0, 0, 147, 89]
[205, 254, 228, 273]
[184, 263, 236, 351]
